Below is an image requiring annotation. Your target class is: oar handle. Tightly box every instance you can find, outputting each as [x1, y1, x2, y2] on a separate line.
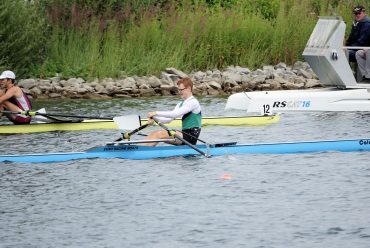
[36, 112, 112, 120]
[153, 118, 210, 158]
[1, 110, 112, 120]
[1, 110, 29, 115]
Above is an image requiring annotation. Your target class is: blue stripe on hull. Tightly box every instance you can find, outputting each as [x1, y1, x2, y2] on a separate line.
[0, 138, 369, 163]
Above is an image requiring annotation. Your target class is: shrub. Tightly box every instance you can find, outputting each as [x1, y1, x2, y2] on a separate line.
[0, 0, 47, 77]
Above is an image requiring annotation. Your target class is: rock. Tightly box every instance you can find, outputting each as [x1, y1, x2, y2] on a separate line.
[16, 62, 326, 99]
[61, 78, 84, 87]
[293, 76, 306, 85]
[207, 88, 220, 95]
[82, 84, 95, 93]
[210, 70, 222, 80]
[139, 84, 150, 89]
[139, 88, 155, 97]
[274, 62, 287, 70]
[251, 69, 265, 76]
[38, 80, 53, 91]
[193, 71, 206, 81]
[195, 82, 209, 91]
[76, 87, 89, 94]
[30, 87, 42, 96]
[18, 79, 36, 89]
[221, 78, 238, 91]
[235, 66, 251, 74]
[250, 75, 266, 85]
[85, 93, 112, 99]
[49, 93, 62, 98]
[95, 84, 108, 94]
[222, 71, 243, 83]
[296, 68, 313, 79]
[160, 78, 174, 86]
[147, 76, 161, 88]
[104, 83, 118, 95]
[305, 79, 321, 88]
[283, 81, 304, 89]
[160, 72, 175, 85]
[292, 61, 311, 75]
[114, 94, 132, 98]
[208, 81, 222, 90]
[165, 68, 188, 78]
[265, 79, 281, 90]
[116, 78, 137, 89]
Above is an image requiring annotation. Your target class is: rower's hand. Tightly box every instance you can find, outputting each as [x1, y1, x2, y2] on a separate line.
[147, 111, 157, 125]
[147, 111, 157, 118]
[147, 118, 155, 125]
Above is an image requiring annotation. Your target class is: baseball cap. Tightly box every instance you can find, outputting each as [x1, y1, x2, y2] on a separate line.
[0, 70, 16, 79]
[353, 5, 365, 14]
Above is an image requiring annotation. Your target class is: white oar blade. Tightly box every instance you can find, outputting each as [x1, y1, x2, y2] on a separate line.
[113, 115, 141, 131]
[32, 108, 49, 123]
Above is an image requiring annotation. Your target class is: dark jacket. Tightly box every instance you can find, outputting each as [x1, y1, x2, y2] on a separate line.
[346, 15, 370, 46]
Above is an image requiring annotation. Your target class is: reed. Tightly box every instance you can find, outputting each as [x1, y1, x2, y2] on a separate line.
[0, 0, 46, 77]
[3, 0, 361, 79]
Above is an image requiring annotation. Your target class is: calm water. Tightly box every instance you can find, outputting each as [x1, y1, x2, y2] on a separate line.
[1, 96, 370, 248]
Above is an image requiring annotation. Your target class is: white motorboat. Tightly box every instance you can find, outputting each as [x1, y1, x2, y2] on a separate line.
[225, 16, 370, 114]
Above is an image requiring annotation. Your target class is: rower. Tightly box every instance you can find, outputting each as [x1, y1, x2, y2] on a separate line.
[142, 77, 202, 146]
[0, 70, 32, 124]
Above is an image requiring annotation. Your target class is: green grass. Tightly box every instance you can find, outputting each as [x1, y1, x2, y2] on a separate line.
[7, 0, 360, 79]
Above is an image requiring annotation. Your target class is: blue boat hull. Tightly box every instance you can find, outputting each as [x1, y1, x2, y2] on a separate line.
[1, 138, 370, 163]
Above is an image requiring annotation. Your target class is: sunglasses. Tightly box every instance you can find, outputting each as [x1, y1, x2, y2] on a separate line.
[178, 87, 187, 91]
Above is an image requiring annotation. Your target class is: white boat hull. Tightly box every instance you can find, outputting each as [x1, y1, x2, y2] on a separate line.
[225, 88, 370, 114]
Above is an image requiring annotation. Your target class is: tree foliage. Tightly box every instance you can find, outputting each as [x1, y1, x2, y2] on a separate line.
[0, 0, 47, 77]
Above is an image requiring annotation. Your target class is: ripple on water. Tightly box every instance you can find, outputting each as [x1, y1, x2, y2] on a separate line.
[1, 97, 370, 247]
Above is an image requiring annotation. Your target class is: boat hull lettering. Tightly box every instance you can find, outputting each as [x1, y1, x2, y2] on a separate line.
[272, 100, 311, 109]
[104, 146, 139, 151]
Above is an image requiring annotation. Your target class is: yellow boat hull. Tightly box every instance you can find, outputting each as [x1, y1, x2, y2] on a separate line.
[0, 114, 279, 134]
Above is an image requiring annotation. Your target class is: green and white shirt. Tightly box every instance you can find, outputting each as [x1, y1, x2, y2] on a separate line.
[155, 96, 202, 129]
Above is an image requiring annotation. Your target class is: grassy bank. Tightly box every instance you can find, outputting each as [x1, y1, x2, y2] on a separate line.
[0, 0, 361, 79]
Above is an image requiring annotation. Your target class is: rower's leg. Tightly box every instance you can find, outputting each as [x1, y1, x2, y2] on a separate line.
[365, 50, 370, 80]
[0, 101, 26, 123]
[141, 130, 182, 146]
[356, 50, 367, 81]
[0, 89, 4, 116]
[2, 101, 22, 112]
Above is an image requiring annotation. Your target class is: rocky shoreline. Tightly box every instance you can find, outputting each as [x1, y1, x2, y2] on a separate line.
[18, 61, 322, 99]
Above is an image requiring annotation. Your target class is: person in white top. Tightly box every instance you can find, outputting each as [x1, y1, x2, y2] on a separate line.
[143, 77, 202, 146]
[0, 70, 32, 124]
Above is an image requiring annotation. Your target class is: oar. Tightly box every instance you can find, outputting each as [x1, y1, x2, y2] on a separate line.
[113, 115, 147, 141]
[1, 110, 114, 120]
[168, 127, 209, 145]
[115, 123, 149, 141]
[152, 117, 210, 158]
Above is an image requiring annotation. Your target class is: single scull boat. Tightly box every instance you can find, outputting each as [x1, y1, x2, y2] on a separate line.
[1, 138, 369, 163]
[0, 114, 279, 134]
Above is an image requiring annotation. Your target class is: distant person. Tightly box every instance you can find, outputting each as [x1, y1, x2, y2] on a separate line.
[345, 5, 370, 63]
[0, 70, 32, 124]
[143, 77, 202, 146]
